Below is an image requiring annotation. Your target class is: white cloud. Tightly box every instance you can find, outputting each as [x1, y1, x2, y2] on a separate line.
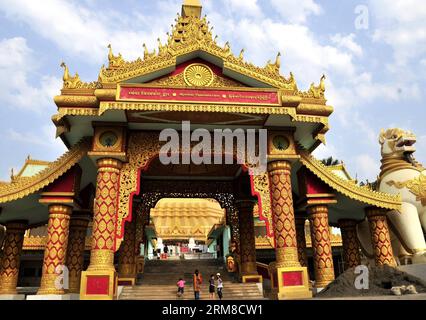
[370, 0, 426, 69]
[223, 0, 262, 17]
[312, 142, 339, 161]
[330, 33, 363, 57]
[8, 125, 61, 149]
[355, 154, 380, 181]
[270, 0, 322, 24]
[0, 37, 61, 111]
[0, 0, 173, 64]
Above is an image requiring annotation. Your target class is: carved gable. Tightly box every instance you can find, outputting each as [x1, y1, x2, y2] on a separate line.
[147, 59, 245, 88]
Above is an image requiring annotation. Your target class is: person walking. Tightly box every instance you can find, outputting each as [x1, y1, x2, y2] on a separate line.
[208, 274, 216, 300]
[217, 273, 223, 300]
[193, 269, 203, 300]
[177, 278, 186, 298]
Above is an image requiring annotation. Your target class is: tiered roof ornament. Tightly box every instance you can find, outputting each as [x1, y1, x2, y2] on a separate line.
[60, 0, 322, 93]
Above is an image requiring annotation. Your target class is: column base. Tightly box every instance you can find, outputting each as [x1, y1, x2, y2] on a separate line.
[241, 275, 263, 283]
[274, 266, 312, 300]
[80, 269, 118, 300]
[27, 294, 73, 300]
[0, 294, 26, 300]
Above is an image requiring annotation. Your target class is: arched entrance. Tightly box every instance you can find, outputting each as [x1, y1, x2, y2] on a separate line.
[115, 137, 265, 288]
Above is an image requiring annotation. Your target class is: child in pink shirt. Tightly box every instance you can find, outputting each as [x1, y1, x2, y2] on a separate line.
[177, 278, 186, 296]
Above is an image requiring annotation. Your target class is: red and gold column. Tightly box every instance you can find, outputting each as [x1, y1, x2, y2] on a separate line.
[0, 221, 27, 296]
[308, 205, 335, 289]
[339, 219, 361, 269]
[66, 214, 90, 294]
[365, 207, 396, 266]
[295, 217, 308, 267]
[236, 200, 260, 282]
[37, 205, 73, 295]
[118, 220, 137, 285]
[81, 158, 122, 300]
[268, 161, 311, 299]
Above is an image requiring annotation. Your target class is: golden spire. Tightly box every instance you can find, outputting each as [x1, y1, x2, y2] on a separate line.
[182, 0, 202, 18]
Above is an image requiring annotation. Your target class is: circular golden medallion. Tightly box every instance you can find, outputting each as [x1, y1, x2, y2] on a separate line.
[184, 63, 214, 87]
[273, 135, 290, 151]
[99, 131, 118, 148]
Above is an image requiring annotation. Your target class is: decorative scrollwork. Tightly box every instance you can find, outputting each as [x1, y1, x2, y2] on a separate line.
[116, 131, 273, 241]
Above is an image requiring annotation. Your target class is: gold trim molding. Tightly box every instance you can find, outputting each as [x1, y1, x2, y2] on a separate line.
[0, 138, 90, 204]
[299, 150, 401, 210]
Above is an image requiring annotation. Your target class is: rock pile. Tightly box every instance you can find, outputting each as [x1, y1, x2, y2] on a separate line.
[317, 265, 426, 298]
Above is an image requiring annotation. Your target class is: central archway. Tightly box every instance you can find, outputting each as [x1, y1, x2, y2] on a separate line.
[116, 131, 273, 248]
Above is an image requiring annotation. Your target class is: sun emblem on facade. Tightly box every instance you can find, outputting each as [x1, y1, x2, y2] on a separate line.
[184, 63, 214, 87]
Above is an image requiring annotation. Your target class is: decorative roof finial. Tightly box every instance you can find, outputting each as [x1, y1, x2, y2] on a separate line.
[107, 44, 124, 68]
[143, 43, 156, 60]
[275, 52, 281, 70]
[239, 49, 245, 61]
[60, 62, 82, 89]
[309, 74, 326, 98]
[182, 0, 202, 18]
[265, 52, 281, 74]
[10, 168, 14, 181]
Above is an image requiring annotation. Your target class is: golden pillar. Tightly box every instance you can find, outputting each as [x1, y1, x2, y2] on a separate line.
[338, 219, 361, 269]
[268, 161, 311, 299]
[295, 217, 308, 267]
[80, 158, 122, 300]
[236, 200, 259, 281]
[268, 161, 299, 268]
[118, 220, 137, 284]
[365, 207, 396, 266]
[38, 205, 72, 295]
[308, 205, 335, 288]
[0, 221, 27, 295]
[66, 214, 90, 294]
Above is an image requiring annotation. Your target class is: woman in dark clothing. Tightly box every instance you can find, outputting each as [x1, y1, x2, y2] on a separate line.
[208, 274, 215, 300]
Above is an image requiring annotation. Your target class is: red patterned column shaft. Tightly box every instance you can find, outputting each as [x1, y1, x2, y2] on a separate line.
[66, 214, 90, 293]
[268, 161, 300, 268]
[118, 220, 137, 278]
[237, 200, 258, 275]
[88, 158, 122, 271]
[38, 205, 72, 295]
[339, 219, 361, 269]
[366, 207, 396, 266]
[308, 205, 335, 288]
[295, 217, 308, 267]
[0, 221, 27, 295]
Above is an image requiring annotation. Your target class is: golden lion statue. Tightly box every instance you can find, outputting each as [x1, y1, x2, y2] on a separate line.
[357, 128, 426, 265]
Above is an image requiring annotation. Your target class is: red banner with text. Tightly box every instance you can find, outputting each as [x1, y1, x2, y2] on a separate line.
[118, 85, 280, 106]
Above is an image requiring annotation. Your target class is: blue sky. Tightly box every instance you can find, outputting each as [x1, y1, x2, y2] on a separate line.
[0, 0, 424, 182]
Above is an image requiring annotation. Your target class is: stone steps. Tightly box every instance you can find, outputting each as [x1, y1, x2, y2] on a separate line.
[120, 259, 264, 300]
[120, 283, 264, 300]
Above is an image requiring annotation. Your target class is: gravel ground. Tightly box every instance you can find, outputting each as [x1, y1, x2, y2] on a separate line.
[317, 265, 426, 298]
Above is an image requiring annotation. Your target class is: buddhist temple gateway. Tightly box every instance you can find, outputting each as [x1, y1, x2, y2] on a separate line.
[0, 0, 424, 301]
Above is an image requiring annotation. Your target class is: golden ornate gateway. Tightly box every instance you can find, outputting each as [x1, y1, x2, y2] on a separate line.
[0, 0, 404, 301]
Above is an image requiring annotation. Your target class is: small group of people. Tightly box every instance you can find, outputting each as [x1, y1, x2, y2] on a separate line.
[208, 273, 223, 300]
[176, 270, 223, 300]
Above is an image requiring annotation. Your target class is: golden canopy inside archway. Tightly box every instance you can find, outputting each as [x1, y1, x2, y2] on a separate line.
[150, 198, 225, 241]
